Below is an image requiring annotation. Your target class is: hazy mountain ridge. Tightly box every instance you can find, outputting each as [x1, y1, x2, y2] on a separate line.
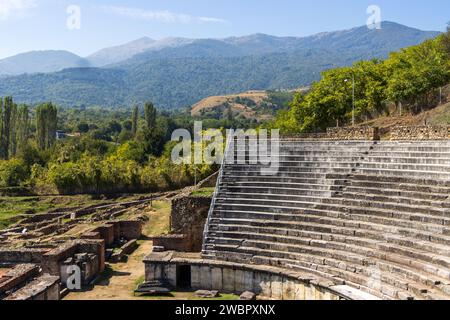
[0, 50, 91, 76]
[0, 22, 440, 107]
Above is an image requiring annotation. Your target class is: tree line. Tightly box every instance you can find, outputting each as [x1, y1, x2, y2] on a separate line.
[272, 28, 450, 133]
[0, 99, 217, 195]
[0, 98, 57, 160]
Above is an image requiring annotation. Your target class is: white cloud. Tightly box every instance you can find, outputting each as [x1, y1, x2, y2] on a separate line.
[101, 5, 228, 24]
[0, 0, 37, 20]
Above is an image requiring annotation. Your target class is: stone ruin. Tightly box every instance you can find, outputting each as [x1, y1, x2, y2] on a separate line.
[0, 197, 145, 300]
[143, 126, 450, 300]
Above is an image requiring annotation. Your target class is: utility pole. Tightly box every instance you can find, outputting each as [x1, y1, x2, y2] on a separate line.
[352, 74, 355, 126]
[345, 75, 356, 126]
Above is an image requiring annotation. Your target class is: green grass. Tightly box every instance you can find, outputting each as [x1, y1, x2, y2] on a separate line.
[190, 187, 215, 197]
[146, 200, 171, 236]
[0, 195, 107, 230]
[0, 196, 51, 229]
[188, 293, 239, 300]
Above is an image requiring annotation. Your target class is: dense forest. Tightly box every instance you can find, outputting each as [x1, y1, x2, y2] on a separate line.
[271, 27, 450, 133]
[0, 99, 261, 195]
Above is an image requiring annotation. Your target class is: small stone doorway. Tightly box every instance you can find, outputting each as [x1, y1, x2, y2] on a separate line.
[176, 265, 191, 288]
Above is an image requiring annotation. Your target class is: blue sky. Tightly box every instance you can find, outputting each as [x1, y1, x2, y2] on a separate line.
[0, 0, 449, 59]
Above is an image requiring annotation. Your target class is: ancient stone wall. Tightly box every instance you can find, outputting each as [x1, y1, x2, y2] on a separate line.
[0, 248, 46, 264]
[82, 220, 142, 246]
[326, 127, 380, 140]
[0, 264, 40, 295]
[170, 196, 212, 252]
[285, 127, 380, 140]
[3, 274, 60, 300]
[144, 253, 342, 300]
[96, 225, 115, 246]
[152, 234, 189, 252]
[390, 126, 450, 140]
[118, 220, 142, 240]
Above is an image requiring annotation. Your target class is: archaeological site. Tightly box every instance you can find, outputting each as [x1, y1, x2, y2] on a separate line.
[3, 126, 450, 301]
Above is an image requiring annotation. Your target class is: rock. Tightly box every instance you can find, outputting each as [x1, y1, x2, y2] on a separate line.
[152, 246, 165, 252]
[240, 291, 256, 300]
[195, 290, 219, 298]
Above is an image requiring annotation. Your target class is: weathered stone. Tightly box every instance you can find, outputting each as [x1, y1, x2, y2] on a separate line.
[270, 275, 283, 300]
[282, 280, 295, 300]
[239, 291, 256, 300]
[195, 290, 219, 298]
[152, 246, 165, 253]
[222, 268, 235, 292]
[211, 267, 223, 291]
[200, 266, 212, 290]
[294, 283, 305, 300]
[190, 266, 201, 289]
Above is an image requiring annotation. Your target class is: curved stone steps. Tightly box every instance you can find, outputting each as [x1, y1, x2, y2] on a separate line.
[215, 195, 450, 225]
[204, 139, 450, 300]
[208, 245, 423, 300]
[209, 219, 450, 266]
[212, 208, 450, 247]
[221, 187, 450, 210]
[207, 222, 450, 283]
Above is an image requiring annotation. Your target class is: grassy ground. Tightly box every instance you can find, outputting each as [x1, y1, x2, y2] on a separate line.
[0, 195, 107, 230]
[146, 200, 171, 236]
[190, 187, 215, 197]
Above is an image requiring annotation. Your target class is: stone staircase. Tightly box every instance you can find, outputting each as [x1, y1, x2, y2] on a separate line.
[202, 139, 450, 300]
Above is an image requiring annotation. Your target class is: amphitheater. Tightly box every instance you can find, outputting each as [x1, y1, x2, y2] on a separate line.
[145, 126, 450, 300]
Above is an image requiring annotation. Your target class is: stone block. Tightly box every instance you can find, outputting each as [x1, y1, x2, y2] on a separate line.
[190, 266, 201, 289]
[234, 269, 246, 293]
[195, 290, 219, 298]
[240, 291, 256, 300]
[211, 267, 223, 291]
[282, 280, 296, 300]
[254, 272, 271, 297]
[270, 275, 283, 300]
[200, 266, 212, 290]
[294, 283, 305, 300]
[165, 264, 177, 287]
[222, 268, 235, 292]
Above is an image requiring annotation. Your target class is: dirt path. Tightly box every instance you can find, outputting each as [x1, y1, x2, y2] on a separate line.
[64, 239, 153, 300]
[64, 200, 238, 301]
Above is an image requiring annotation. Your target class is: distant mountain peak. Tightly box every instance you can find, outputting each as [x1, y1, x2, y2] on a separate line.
[0, 21, 441, 107]
[0, 50, 89, 76]
[87, 36, 158, 67]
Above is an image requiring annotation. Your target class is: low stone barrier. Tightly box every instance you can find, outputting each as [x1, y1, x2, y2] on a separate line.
[285, 127, 380, 141]
[326, 127, 380, 140]
[0, 264, 40, 295]
[152, 234, 189, 252]
[390, 126, 450, 140]
[143, 252, 355, 300]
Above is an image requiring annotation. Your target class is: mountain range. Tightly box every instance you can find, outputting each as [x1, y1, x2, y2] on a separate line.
[0, 22, 440, 108]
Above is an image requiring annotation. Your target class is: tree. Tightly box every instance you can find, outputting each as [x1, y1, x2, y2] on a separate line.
[386, 38, 450, 113]
[77, 122, 90, 133]
[0, 97, 14, 159]
[8, 103, 17, 157]
[16, 105, 30, 156]
[144, 102, 156, 132]
[36, 103, 58, 150]
[131, 105, 139, 137]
